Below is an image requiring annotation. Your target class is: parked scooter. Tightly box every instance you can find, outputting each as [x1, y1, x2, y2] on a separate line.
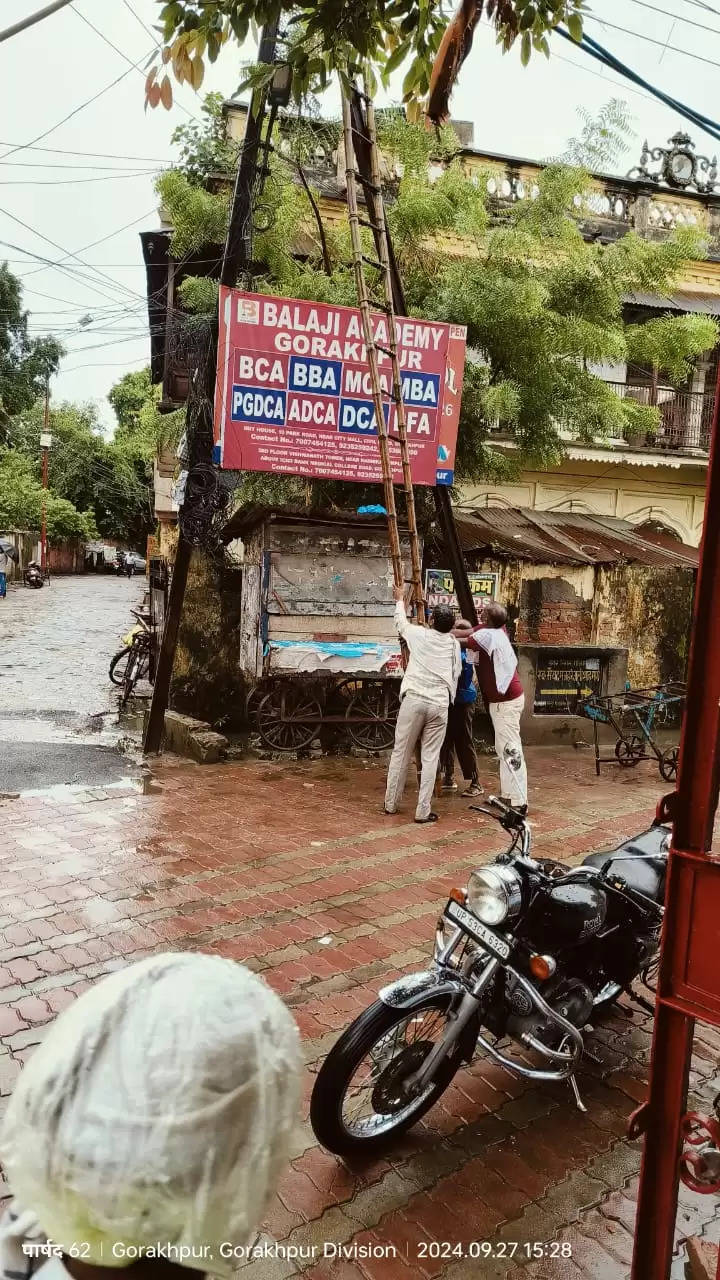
[23, 560, 44, 589]
[311, 795, 668, 1156]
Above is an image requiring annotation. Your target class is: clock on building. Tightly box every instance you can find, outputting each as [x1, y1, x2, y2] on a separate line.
[628, 131, 718, 193]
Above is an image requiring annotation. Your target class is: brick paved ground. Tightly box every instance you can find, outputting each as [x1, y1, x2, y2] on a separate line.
[1, 746, 718, 1278]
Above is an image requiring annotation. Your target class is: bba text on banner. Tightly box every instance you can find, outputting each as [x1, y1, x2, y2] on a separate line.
[213, 289, 467, 486]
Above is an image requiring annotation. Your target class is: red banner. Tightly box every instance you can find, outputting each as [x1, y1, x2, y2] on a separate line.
[213, 288, 466, 486]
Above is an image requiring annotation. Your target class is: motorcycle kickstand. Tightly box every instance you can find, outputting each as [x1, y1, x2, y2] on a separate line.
[568, 1074, 587, 1113]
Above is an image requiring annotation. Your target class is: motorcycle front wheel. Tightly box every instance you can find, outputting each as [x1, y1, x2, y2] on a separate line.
[310, 993, 472, 1157]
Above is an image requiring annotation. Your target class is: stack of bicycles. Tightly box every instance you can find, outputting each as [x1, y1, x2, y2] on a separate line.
[109, 608, 155, 709]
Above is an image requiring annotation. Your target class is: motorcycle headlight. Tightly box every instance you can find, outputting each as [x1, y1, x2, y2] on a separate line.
[466, 865, 522, 927]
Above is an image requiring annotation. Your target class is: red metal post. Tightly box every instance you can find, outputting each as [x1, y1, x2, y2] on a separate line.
[631, 354, 720, 1279]
[40, 376, 49, 573]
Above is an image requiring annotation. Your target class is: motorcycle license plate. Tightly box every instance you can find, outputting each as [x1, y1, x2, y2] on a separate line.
[443, 899, 511, 960]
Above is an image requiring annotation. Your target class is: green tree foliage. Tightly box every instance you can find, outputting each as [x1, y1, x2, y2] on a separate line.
[166, 109, 716, 484]
[169, 92, 240, 184]
[562, 99, 635, 173]
[155, 168, 230, 258]
[149, 1, 584, 113]
[626, 314, 718, 386]
[107, 366, 155, 437]
[2, 376, 183, 548]
[0, 264, 63, 436]
[0, 448, 95, 541]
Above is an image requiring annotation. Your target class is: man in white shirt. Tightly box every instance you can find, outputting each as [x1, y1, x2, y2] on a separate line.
[384, 585, 461, 823]
[455, 601, 528, 812]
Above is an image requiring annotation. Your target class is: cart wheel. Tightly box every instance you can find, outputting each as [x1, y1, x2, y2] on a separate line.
[659, 745, 679, 782]
[346, 680, 400, 750]
[256, 685, 323, 752]
[246, 681, 279, 728]
[615, 735, 645, 767]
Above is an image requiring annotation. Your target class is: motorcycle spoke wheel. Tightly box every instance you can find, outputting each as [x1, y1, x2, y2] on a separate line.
[641, 957, 660, 992]
[341, 1006, 449, 1136]
[310, 994, 471, 1156]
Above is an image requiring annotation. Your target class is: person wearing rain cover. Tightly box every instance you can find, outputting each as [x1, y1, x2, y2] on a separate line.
[0, 952, 302, 1280]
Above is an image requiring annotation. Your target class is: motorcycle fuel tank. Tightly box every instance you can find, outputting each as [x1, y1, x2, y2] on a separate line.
[531, 881, 608, 949]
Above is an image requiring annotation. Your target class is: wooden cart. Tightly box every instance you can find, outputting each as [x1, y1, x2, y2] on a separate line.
[227, 507, 418, 753]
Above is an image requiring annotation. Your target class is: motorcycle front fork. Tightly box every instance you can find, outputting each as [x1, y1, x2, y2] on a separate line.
[406, 954, 588, 1111]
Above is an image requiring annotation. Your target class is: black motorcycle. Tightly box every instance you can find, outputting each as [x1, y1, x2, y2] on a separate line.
[310, 795, 668, 1156]
[23, 560, 44, 589]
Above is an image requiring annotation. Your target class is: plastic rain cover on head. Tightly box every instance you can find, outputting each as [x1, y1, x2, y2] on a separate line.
[0, 953, 302, 1274]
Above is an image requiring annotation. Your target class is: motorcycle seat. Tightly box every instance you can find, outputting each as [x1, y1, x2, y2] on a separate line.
[581, 824, 669, 902]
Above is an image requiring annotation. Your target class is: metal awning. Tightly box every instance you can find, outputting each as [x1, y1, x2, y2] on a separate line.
[624, 289, 720, 316]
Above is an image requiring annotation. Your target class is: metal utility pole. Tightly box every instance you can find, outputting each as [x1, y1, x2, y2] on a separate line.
[221, 20, 281, 291]
[40, 375, 51, 574]
[143, 23, 280, 755]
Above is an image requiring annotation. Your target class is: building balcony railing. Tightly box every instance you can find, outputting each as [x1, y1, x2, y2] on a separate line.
[489, 381, 715, 456]
[605, 381, 715, 453]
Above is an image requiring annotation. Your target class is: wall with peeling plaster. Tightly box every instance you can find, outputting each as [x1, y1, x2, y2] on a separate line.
[169, 526, 693, 741]
[171, 549, 245, 727]
[468, 555, 693, 689]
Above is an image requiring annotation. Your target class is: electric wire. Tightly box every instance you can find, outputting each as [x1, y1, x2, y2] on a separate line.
[628, 0, 720, 36]
[556, 28, 720, 145]
[0, 142, 172, 162]
[15, 209, 157, 292]
[0, 238, 146, 308]
[0, 47, 155, 161]
[584, 13, 720, 71]
[0, 171, 159, 186]
[121, 0, 158, 44]
[68, 3, 197, 122]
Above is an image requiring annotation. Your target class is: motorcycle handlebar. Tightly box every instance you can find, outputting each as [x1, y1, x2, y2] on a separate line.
[470, 796, 525, 823]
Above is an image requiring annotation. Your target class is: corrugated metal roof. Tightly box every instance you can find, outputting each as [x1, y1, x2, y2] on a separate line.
[223, 505, 409, 539]
[624, 289, 720, 316]
[453, 507, 698, 568]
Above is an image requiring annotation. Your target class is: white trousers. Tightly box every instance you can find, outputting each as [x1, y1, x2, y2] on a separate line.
[385, 693, 448, 821]
[488, 694, 528, 807]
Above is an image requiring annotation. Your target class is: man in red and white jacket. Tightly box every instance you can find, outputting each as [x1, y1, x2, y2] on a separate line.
[454, 601, 528, 813]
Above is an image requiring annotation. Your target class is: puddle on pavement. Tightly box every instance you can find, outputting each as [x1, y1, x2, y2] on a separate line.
[14, 773, 145, 800]
[0, 711, 121, 748]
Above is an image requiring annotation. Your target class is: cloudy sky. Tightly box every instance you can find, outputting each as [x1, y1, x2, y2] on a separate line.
[2, 0, 718, 432]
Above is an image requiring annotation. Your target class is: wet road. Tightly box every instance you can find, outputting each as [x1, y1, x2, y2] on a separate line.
[0, 575, 144, 793]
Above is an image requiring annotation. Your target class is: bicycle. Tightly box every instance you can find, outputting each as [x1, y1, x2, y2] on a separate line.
[109, 609, 152, 685]
[111, 610, 155, 708]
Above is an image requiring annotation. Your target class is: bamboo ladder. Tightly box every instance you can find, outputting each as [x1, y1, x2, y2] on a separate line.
[340, 81, 425, 621]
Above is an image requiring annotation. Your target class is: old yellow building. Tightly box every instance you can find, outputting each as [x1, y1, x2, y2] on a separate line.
[143, 106, 720, 549]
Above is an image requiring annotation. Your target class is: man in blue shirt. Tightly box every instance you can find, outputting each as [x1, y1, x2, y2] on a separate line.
[441, 651, 482, 796]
